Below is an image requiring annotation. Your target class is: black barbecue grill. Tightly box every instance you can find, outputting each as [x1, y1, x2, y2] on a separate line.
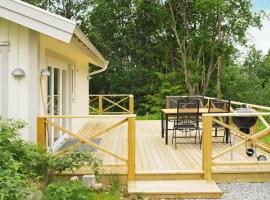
[232, 108, 266, 160]
[232, 108, 258, 134]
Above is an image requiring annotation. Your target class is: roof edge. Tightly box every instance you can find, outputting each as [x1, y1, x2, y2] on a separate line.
[74, 26, 108, 68]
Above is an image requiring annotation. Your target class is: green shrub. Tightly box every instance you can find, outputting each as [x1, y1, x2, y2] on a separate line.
[0, 119, 35, 199]
[44, 181, 96, 200]
[0, 118, 102, 199]
[0, 167, 32, 200]
[44, 181, 122, 200]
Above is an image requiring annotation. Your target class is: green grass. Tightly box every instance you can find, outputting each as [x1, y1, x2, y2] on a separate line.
[43, 180, 124, 200]
[136, 114, 160, 120]
[257, 119, 270, 146]
[261, 135, 270, 146]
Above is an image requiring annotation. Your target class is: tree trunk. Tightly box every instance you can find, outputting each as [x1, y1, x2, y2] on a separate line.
[216, 7, 222, 98]
[217, 48, 222, 98]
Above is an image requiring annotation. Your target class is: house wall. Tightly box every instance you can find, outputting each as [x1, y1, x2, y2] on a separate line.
[39, 34, 90, 133]
[0, 17, 92, 143]
[0, 18, 39, 142]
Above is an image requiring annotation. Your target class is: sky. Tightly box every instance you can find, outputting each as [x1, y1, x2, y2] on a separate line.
[248, 0, 270, 55]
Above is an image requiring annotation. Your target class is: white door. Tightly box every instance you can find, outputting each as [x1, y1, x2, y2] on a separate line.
[0, 43, 9, 118]
[47, 66, 69, 148]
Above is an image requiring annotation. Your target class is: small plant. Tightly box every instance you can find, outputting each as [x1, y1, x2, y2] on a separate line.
[0, 118, 102, 199]
[44, 151, 101, 185]
[0, 119, 35, 200]
[44, 181, 96, 200]
[44, 180, 123, 200]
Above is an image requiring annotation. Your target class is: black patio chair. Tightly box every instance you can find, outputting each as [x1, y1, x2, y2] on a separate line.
[172, 100, 200, 149]
[165, 96, 187, 108]
[187, 96, 205, 108]
[165, 96, 187, 123]
[208, 99, 231, 143]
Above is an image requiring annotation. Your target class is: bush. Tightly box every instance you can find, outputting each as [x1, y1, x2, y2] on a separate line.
[0, 119, 36, 199]
[0, 118, 102, 200]
[44, 181, 122, 200]
[44, 181, 95, 200]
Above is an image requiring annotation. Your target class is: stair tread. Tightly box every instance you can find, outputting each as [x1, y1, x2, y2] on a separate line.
[128, 179, 222, 194]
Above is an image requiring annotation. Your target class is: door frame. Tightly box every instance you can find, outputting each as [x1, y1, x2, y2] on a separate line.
[46, 56, 72, 150]
[0, 42, 10, 118]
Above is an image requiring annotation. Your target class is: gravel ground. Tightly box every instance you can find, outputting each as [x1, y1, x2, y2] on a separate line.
[217, 182, 270, 200]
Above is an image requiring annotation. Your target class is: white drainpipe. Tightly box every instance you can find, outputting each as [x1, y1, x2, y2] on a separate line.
[88, 61, 109, 78]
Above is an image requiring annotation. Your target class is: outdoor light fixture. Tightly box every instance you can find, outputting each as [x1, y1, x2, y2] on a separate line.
[11, 68, 25, 78]
[41, 68, 50, 76]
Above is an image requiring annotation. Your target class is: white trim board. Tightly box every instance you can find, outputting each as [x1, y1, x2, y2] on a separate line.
[0, 0, 108, 68]
[0, 43, 9, 118]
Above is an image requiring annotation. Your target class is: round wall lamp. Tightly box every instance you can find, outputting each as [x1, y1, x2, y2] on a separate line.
[11, 68, 25, 78]
[41, 68, 50, 77]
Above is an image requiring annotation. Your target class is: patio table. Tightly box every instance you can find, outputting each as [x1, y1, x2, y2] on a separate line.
[161, 108, 230, 145]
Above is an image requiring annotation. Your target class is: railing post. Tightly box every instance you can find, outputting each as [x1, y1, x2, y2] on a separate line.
[37, 117, 46, 146]
[129, 95, 134, 114]
[202, 116, 212, 180]
[98, 95, 103, 114]
[128, 116, 136, 181]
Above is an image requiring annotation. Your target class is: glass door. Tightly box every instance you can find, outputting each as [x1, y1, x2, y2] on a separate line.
[47, 66, 68, 148]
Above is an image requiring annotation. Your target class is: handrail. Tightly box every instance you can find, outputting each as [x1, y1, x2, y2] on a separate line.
[203, 112, 270, 117]
[38, 114, 136, 119]
[165, 95, 270, 111]
[201, 111, 270, 180]
[37, 114, 136, 181]
[90, 94, 134, 97]
[89, 94, 134, 114]
[204, 96, 270, 111]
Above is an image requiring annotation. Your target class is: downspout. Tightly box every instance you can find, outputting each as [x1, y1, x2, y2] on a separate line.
[88, 61, 109, 78]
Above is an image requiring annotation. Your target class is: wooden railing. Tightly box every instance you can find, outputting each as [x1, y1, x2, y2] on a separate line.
[202, 112, 270, 180]
[37, 114, 136, 181]
[89, 94, 134, 114]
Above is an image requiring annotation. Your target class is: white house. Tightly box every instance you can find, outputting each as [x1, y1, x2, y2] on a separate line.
[0, 0, 108, 143]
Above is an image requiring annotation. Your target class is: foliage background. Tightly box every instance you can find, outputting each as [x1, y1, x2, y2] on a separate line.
[22, 0, 270, 116]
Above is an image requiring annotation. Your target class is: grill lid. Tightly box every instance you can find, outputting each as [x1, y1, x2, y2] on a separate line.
[232, 108, 258, 129]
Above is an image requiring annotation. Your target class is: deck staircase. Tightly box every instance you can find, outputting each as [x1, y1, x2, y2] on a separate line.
[128, 179, 222, 199]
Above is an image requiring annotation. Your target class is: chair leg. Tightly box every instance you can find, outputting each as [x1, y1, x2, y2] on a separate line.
[215, 128, 218, 137]
[200, 133, 203, 149]
[195, 128, 198, 144]
[172, 129, 175, 144]
[175, 130, 177, 149]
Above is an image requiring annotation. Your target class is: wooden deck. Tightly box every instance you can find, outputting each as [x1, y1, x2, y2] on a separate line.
[41, 95, 270, 198]
[65, 118, 270, 181]
[128, 179, 222, 199]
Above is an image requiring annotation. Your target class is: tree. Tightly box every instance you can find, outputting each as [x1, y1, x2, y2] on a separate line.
[167, 0, 262, 97]
[82, 0, 171, 114]
[22, 0, 92, 20]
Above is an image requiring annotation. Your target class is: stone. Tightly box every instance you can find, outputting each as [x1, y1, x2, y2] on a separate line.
[93, 183, 103, 191]
[70, 176, 79, 181]
[82, 175, 96, 187]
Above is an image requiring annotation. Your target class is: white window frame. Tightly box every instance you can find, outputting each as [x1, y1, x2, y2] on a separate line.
[71, 65, 76, 100]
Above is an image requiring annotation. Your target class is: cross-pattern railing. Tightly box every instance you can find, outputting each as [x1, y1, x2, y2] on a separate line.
[89, 94, 134, 114]
[202, 110, 270, 180]
[167, 95, 270, 179]
[37, 114, 136, 181]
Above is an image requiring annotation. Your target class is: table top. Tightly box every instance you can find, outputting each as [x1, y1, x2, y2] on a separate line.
[161, 108, 226, 114]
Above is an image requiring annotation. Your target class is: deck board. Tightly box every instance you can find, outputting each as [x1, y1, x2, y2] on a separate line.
[128, 179, 222, 198]
[57, 119, 270, 174]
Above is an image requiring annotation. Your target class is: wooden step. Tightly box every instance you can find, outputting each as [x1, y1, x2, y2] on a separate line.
[128, 179, 222, 199]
